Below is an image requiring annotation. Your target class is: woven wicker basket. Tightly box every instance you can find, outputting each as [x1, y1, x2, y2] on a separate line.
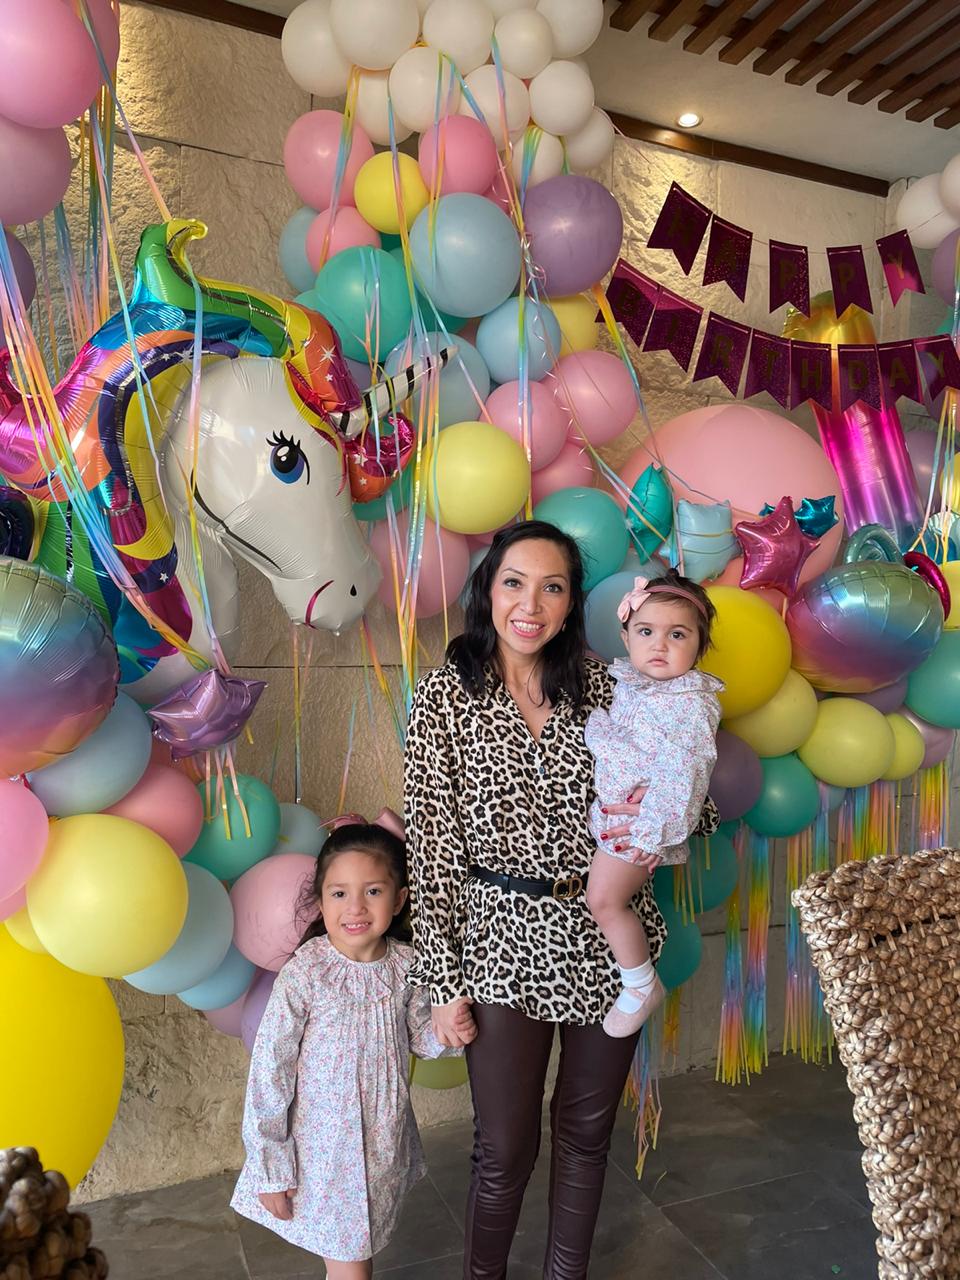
[793, 847, 960, 1279]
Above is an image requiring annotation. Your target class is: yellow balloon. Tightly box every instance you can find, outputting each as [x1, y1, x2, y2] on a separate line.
[798, 698, 895, 787]
[354, 151, 428, 235]
[28, 814, 188, 977]
[0, 928, 123, 1186]
[724, 669, 817, 757]
[548, 293, 599, 357]
[423, 420, 531, 534]
[942, 561, 960, 629]
[701, 587, 792, 719]
[882, 713, 925, 781]
[5, 907, 47, 954]
[412, 1055, 468, 1090]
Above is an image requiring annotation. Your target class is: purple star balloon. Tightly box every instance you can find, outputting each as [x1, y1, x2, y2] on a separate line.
[149, 669, 266, 758]
[736, 496, 819, 597]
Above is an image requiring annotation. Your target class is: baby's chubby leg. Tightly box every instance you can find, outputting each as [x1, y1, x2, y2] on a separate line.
[586, 850, 666, 1038]
[323, 1258, 373, 1279]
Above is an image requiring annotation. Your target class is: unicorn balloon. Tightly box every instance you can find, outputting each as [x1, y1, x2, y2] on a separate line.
[0, 220, 442, 702]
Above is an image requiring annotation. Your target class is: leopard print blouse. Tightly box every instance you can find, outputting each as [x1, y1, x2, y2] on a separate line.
[404, 657, 720, 1025]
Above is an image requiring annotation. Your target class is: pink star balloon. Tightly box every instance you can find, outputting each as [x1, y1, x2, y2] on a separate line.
[736, 495, 819, 597]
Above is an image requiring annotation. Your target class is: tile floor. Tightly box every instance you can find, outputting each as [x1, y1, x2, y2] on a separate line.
[84, 1052, 877, 1279]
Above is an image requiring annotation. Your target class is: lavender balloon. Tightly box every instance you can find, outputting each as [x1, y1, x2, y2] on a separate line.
[241, 968, 277, 1053]
[523, 175, 623, 296]
[851, 677, 908, 713]
[710, 730, 763, 822]
[900, 707, 956, 768]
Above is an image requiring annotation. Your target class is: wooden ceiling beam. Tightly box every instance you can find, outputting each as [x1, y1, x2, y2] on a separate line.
[846, 16, 960, 104]
[753, 0, 850, 77]
[140, 0, 283, 36]
[904, 78, 960, 124]
[784, 0, 906, 87]
[609, 0, 660, 33]
[648, 0, 710, 44]
[877, 48, 960, 115]
[718, 0, 807, 65]
[815, 0, 956, 97]
[934, 103, 960, 130]
[683, 0, 757, 55]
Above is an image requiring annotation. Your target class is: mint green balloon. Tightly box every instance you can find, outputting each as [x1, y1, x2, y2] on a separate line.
[654, 903, 702, 991]
[533, 487, 629, 591]
[744, 754, 819, 838]
[185, 774, 281, 882]
[687, 833, 739, 913]
[313, 247, 413, 364]
[906, 632, 960, 729]
[626, 463, 673, 559]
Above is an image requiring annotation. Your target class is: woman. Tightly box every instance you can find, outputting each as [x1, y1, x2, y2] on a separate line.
[404, 521, 718, 1279]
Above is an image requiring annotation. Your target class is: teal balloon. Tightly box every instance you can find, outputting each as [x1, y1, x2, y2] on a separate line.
[744, 754, 819, 837]
[186, 774, 281, 881]
[177, 944, 256, 1011]
[353, 464, 413, 522]
[409, 194, 521, 318]
[384, 330, 489, 429]
[665, 500, 737, 583]
[27, 692, 151, 817]
[387, 248, 467, 334]
[687, 833, 739, 912]
[906, 631, 960, 728]
[476, 296, 561, 384]
[585, 562, 661, 661]
[275, 802, 325, 857]
[125, 863, 234, 995]
[655, 904, 702, 990]
[718, 820, 741, 840]
[312, 246, 413, 363]
[626, 464, 673, 559]
[278, 206, 318, 294]
[533, 487, 629, 591]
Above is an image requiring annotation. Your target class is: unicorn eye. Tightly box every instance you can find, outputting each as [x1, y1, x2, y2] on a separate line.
[268, 432, 310, 485]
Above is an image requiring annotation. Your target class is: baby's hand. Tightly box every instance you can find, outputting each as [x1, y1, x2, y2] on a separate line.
[258, 1189, 295, 1220]
[628, 849, 663, 872]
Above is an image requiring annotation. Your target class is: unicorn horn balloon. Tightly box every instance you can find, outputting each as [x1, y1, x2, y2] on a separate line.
[0, 220, 441, 702]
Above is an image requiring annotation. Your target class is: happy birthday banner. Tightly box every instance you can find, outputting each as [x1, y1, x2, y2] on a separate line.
[607, 259, 960, 413]
[647, 182, 925, 313]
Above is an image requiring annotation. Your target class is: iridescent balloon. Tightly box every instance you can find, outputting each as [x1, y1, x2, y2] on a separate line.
[0, 557, 119, 775]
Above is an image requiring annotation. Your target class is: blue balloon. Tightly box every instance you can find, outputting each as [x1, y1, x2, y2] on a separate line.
[384, 331, 490, 429]
[177, 944, 256, 1011]
[584, 562, 662, 661]
[28, 692, 151, 816]
[278, 206, 318, 294]
[460, 546, 489, 610]
[476, 296, 561, 384]
[906, 631, 960, 728]
[410, 194, 521, 318]
[533, 487, 629, 591]
[276, 802, 325, 857]
[663, 499, 737, 583]
[125, 863, 234, 995]
[386, 248, 468, 334]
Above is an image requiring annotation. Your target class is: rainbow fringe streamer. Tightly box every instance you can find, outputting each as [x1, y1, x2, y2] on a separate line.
[835, 785, 871, 863]
[743, 829, 770, 1075]
[917, 762, 950, 848]
[624, 1018, 662, 1176]
[782, 819, 832, 1063]
[716, 875, 748, 1086]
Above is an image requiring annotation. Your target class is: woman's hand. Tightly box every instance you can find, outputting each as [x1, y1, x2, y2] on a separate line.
[259, 1190, 295, 1220]
[432, 997, 477, 1048]
[598, 785, 648, 859]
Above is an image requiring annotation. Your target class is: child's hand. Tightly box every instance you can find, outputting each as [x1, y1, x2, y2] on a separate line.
[258, 1189, 295, 1220]
[627, 849, 662, 872]
[452, 1002, 478, 1044]
[433, 997, 475, 1047]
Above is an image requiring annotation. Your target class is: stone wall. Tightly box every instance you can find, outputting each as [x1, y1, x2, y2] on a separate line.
[73, 1, 947, 1200]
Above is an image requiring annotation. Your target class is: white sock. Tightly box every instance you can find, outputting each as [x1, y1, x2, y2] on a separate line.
[614, 961, 656, 1014]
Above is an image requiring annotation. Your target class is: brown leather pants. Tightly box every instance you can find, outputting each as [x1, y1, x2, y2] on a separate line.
[463, 1003, 639, 1280]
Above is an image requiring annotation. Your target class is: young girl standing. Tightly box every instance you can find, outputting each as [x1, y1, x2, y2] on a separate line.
[585, 572, 723, 1038]
[231, 823, 475, 1279]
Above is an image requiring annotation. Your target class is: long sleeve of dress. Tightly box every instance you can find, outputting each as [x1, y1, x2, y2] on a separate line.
[404, 672, 471, 1006]
[240, 960, 308, 1193]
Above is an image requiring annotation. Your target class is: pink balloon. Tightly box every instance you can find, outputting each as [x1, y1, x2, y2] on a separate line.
[484, 380, 567, 470]
[0, 0, 118, 130]
[530, 438, 596, 504]
[2, 233, 36, 308]
[551, 350, 639, 446]
[369, 511, 471, 618]
[0, 117, 72, 224]
[0, 780, 49, 901]
[103, 764, 204, 857]
[484, 166, 515, 214]
[241, 969, 277, 1053]
[0, 885, 26, 923]
[305, 206, 381, 270]
[232, 852, 319, 972]
[204, 990, 247, 1038]
[619, 405, 843, 590]
[419, 117, 499, 196]
[283, 110, 374, 210]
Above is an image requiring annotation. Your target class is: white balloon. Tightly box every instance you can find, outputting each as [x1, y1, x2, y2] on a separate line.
[494, 9, 553, 79]
[423, 0, 495, 75]
[459, 64, 530, 138]
[939, 155, 960, 222]
[329, 0, 419, 70]
[415, 0, 434, 12]
[563, 107, 614, 172]
[510, 127, 564, 188]
[389, 46, 461, 131]
[282, 0, 351, 97]
[528, 60, 594, 137]
[355, 69, 413, 146]
[489, 0, 536, 14]
[896, 173, 960, 250]
[536, 0, 604, 58]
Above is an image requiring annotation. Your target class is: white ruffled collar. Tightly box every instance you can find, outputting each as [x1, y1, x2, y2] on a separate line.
[609, 658, 724, 695]
[300, 935, 410, 1002]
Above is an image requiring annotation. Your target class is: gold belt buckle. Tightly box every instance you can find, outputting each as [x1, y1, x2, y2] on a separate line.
[553, 874, 583, 901]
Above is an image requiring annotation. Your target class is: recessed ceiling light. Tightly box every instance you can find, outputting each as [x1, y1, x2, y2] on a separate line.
[676, 112, 703, 128]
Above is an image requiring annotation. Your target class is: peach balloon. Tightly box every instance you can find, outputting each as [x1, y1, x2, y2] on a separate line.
[369, 511, 471, 617]
[204, 991, 247, 1037]
[305, 206, 381, 271]
[618, 405, 842, 588]
[484, 380, 567, 470]
[103, 764, 204, 858]
[531, 439, 597, 504]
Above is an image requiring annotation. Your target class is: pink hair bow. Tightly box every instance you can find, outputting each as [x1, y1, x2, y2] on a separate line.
[617, 576, 651, 623]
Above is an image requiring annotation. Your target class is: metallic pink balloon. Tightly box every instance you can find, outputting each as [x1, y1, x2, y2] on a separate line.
[904, 551, 951, 619]
[900, 707, 956, 769]
[149, 669, 266, 759]
[736, 496, 818, 596]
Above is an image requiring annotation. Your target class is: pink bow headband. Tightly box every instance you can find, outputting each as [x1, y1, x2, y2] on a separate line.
[616, 576, 708, 624]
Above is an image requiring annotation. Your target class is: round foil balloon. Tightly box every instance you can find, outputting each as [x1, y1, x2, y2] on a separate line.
[0, 558, 119, 776]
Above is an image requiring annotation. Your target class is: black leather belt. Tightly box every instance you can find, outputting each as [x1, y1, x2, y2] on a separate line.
[468, 863, 587, 902]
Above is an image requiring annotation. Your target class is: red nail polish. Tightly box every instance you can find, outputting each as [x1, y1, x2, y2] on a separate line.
[600, 806, 608, 814]
[613, 844, 623, 852]
[600, 832, 609, 840]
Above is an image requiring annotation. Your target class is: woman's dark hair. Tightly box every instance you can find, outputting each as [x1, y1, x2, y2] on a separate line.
[296, 822, 411, 949]
[447, 519, 588, 709]
[621, 570, 716, 659]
